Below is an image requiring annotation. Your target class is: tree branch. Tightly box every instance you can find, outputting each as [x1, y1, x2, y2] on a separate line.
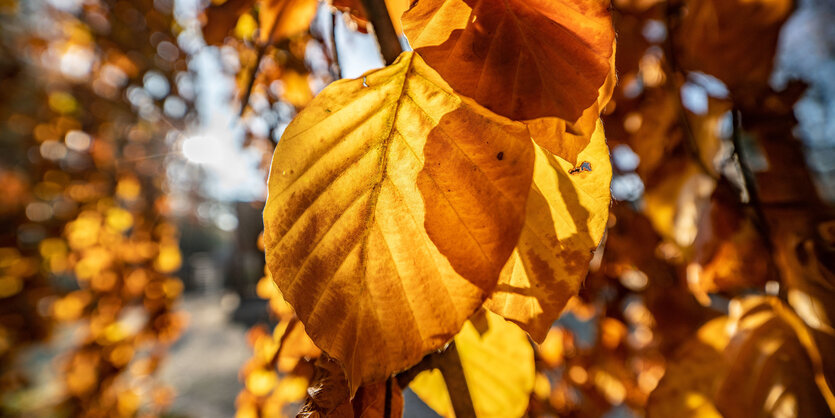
[731, 109, 775, 250]
[436, 341, 477, 418]
[359, 0, 402, 65]
[394, 341, 477, 418]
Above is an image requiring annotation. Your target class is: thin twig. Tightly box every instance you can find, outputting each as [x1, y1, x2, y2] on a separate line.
[238, 43, 267, 117]
[239, 5, 289, 116]
[269, 316, 299, 369]
[731, 108, 775, 251]
[331, 10, 342, 79]
[358, 0, 402, 65]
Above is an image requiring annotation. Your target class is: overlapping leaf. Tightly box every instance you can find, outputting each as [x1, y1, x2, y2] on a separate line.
[263, 51, 534, 392]
[525, 42, 616, 165]
[402, 0, 615, 121]
[648, 296, 835, 417]
[486, 119, 611, 342]
[410, 310, 535, 417]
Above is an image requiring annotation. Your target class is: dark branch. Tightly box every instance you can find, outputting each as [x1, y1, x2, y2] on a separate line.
[731, 108, 775, 253]
[359, 0, 402, 65]
[436, 341, 477, 418]
[330, 10, 342, 80]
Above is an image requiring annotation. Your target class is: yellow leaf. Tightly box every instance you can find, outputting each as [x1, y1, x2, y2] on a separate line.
[410, 310, 535, 417]
[259, 0, 319, 44]
[247, 369, 278, 397]
[263, 51, 534, 392]
[485, 119, 611, 342]
[402, 0, 615, 121]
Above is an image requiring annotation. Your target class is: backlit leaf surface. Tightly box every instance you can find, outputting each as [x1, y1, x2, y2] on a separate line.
[486, 119, 611, 342]
[402, 0, 615, 121]
[263, 51, 534, 392]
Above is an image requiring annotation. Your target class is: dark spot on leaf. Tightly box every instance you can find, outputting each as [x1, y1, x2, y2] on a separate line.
[569, 161, 592, 174]
[497, 152, 504, 161]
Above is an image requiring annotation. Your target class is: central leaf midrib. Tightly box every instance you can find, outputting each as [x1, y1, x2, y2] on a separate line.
[357, 54, 416, 284]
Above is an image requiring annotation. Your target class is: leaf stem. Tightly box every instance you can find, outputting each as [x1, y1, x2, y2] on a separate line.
[384, 377, 393, 418]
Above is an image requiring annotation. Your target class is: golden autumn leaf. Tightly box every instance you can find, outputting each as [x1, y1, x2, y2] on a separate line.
[770, 224, 835, 414]
[410, 310, 535, 417]
[486, 119, 611, 342]
[402, 0, 615, 121]
[263, 51, 534, 392]
[648, 297, 835, 418]
[259, 0, 319, 44]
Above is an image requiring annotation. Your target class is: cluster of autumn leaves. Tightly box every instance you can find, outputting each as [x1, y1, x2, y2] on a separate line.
[219, 0, 835, 416]
[261, 0, 617, 407]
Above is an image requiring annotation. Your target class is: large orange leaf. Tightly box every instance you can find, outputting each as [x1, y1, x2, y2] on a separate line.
[402, 0, 615, 121]
[263, 51, 534, 392]
[525, 40, 616, 165]
[486, 119, 611, 342]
